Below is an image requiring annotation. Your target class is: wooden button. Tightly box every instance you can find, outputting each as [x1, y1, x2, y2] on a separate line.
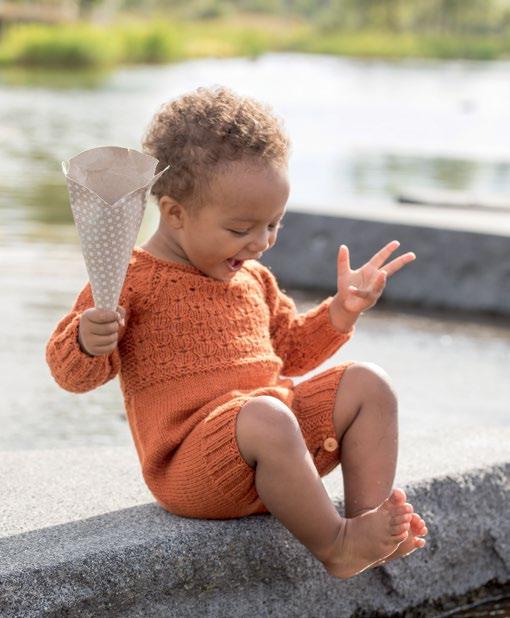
[323, 437, 338, 452]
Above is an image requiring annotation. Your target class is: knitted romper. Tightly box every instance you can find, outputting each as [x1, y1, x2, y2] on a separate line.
[46, 247, 354, 520]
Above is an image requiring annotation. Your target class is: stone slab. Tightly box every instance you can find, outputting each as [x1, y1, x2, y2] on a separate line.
[263, 208, 510, 315]
[1, 426, 509, 617]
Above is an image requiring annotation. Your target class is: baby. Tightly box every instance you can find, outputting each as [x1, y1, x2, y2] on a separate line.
[46, 85, 427, 579]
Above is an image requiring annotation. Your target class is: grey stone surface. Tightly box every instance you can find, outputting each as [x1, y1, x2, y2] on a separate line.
[263, 209, 510, 315]
[1, 428, 509, 617]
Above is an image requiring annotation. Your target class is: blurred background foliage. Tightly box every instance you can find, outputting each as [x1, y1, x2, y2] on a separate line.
[1, 0, 510, 67]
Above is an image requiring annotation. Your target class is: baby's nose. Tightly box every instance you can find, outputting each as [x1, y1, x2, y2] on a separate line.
[248, 230, 272, 253]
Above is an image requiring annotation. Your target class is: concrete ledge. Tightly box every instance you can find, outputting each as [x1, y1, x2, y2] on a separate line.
[263, 209, 510, 315]
[2, 428, 509, 617]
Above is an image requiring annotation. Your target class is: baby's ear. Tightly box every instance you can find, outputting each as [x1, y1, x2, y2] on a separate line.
[160, 196, 185, 228]
[158, 194, 170, 211]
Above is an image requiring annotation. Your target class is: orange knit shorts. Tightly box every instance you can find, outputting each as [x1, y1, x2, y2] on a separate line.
[159, 362, 352, 520]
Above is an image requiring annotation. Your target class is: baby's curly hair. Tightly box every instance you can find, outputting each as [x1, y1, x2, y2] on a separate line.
[142, 85, 290, 210]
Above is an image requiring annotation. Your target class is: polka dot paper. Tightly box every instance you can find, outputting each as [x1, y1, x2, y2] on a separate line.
[62, 146, 169, 311]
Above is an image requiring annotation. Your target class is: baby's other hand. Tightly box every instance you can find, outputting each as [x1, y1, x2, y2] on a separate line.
[329, 241, 416, 331]
[78, 305, 126, 357]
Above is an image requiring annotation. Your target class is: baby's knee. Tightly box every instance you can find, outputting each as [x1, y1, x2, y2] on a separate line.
[236, 396, 301, 465]
[238, 395, 299, 437]
[344, 361, 397, 404]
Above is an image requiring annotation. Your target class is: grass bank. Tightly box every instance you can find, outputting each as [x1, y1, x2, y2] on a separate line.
[1, 15, 509, 68]
[296, 30, 510, 60]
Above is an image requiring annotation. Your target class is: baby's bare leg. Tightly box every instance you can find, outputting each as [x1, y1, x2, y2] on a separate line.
[236, 395, 412, 579]
[333, 362, 399, 517]
[332, 362, 427, 560]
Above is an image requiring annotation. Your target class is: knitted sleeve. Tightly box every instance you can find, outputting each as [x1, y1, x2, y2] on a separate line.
[253, 263, 354, 376]
[45, 281, 129, 393]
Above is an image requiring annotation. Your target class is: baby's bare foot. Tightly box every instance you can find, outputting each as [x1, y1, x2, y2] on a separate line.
[373, 512, 428, 567]
[322, 488, 412, 579]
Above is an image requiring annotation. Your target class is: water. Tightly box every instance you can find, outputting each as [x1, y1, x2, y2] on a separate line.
[3, 54, 510, 246]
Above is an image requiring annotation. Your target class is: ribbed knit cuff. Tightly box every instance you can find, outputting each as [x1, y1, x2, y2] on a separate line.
[279, 297, 354, 375]
[201, 396, 264, 515]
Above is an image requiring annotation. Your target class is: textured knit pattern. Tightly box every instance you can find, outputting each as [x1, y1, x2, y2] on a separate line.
[160, 363, 353, 519]
[46, 247, 354, 517]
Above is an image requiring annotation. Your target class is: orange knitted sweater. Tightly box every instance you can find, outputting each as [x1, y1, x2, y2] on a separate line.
[46, 247, 353, 500]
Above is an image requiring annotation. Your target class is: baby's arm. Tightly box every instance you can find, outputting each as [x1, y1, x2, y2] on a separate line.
[253, 263, 354, 376]
[45, 281, 129, 393]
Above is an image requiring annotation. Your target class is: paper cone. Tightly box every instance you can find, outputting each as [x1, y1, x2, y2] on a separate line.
[62, 146, 169, 311]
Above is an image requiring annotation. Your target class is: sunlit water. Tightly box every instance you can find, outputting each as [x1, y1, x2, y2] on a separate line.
[2, 54, 510, 244]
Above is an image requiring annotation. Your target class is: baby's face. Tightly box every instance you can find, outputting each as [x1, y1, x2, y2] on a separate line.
[178, 160, 289, 281]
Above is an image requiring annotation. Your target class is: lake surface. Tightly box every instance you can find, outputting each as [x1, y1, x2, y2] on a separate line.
[2, 53, 510, 245]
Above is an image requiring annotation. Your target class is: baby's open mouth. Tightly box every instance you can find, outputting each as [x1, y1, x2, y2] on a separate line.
[226, 258, 244, 271]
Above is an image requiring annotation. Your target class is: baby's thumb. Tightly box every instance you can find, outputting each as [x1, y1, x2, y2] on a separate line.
[116, 305, 126, 326]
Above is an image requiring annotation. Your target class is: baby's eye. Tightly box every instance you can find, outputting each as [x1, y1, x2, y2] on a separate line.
[227, 222, 284, 236]
[228, 229, 249, 236]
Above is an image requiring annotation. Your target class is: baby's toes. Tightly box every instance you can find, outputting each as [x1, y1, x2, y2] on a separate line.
[410, 514, 428, 536]
[404, 502, 414, 514]
[409, 515, 427, 549]
[383, 490, 410, 519]
[389, 488, 407, 507]
[394, 503, 414, 517]
[394, 513, 413, 525]
[410, 513, 422, 532]
[390, 521, 410, 537]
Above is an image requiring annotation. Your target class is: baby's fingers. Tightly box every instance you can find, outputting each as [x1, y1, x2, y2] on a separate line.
[383, 252, 416, 277]
[374, 270, 387, 294]
[348, 270, 387, 299]
[83, 307, 119, 326]
[116, 305, 126, 327]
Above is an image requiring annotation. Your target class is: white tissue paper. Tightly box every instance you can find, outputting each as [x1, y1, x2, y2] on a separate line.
[62, 146, 169, 311]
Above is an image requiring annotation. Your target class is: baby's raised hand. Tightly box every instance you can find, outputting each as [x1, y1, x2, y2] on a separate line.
[329, 241, 416, 331]
[78, 305, 126, 357]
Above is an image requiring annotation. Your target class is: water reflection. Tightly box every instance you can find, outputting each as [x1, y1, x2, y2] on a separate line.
[9, 152, 510, 246]
[347, 153, 510, 196]
[12, 182, 71, 225]
[2, 54, 510, 244]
